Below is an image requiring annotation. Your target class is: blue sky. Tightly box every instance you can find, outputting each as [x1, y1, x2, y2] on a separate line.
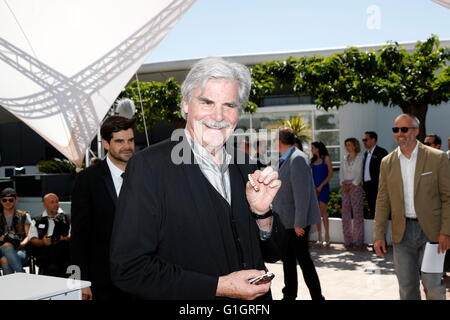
[145, 0, 450, 63]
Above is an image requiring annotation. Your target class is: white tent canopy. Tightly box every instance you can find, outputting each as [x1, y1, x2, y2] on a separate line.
[432, 0, 450, 9]
[0, 0, 195, 167]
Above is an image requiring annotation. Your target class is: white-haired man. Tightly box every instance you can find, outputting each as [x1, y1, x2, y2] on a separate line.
[111, 57, 285, 300]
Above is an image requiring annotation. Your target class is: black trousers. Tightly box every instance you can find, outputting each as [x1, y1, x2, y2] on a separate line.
[281, 227, 324, 300]
[363, 181, 378, 219]
[36, 240, 70, 278]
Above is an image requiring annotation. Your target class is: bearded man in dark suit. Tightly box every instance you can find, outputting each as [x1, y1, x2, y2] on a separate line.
[71, 115, 135, 300]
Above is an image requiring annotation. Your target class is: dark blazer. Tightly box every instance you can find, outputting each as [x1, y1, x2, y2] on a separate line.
[110, 137, 285, 300]
[70, 159, 118, 289]
[272, 148, 321, 229]
[362, 145, 388, 185]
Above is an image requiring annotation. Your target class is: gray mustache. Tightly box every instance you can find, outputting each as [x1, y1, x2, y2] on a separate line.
[200, 120, 231, 129]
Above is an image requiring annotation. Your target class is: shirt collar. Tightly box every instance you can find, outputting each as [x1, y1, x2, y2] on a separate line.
[368, 145, 377, 154]
[280, 146, 296, 162]
[106, 154, 125, 179]
[397, 140, 419, 160]
[184, 129, 231, 173]
[42, 208, 64, 218]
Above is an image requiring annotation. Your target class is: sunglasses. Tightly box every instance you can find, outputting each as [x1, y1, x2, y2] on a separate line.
[423, 142, 432, 146]
[362, 138, 368, 142]
[392, 127, 417, 133]
[1, 198, 15, 203]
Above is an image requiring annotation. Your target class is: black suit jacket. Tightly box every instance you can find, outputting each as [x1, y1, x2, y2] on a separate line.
[70, 159, 118, 287]
[110, 137, 285, 300]
[362, 145, 388, 186]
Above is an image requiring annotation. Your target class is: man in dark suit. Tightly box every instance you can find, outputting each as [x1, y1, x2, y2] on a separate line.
[272, 128, 324, 300]
[110, 57, 285, 300]
[70, 115, 135, 300]
[362, 131, 388, 219]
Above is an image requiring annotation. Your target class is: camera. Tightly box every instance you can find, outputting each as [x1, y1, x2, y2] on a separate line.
[3, 232, 21, 249]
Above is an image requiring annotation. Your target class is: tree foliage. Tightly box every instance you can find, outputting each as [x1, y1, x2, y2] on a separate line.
[119, 36, 450, 141]
[37, 158, 78, 173]
[122, 78, 182, 132]
[266, 115, 312, 143]
[250, 35, 450, 141]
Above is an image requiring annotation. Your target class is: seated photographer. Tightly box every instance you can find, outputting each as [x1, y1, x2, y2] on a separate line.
[29, 193, 71, 277]
[0, 188, 32, 274]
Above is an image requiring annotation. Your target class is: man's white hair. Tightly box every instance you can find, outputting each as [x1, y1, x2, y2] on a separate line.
[180, 57, 252, 119]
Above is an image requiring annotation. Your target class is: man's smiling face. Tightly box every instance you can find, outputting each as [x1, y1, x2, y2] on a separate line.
[183, 78, 240, 153]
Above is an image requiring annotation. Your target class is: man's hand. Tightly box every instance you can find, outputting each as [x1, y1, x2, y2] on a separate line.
[216, 270, 271, 300]
[374, 240, 387, 257]
[43, 236, 52, 246]
[82, 287, 93, 300]
[246, 167, 281, 214]
[0, 235, 4, 242]
[295, 227, 305, 237]
[438, 234, 450, 254]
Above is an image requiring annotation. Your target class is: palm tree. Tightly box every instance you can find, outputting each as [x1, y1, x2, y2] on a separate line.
[268, 115, 312, 143]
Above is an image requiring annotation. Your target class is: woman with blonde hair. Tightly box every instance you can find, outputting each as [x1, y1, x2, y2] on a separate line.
[340, 138, 365, 249]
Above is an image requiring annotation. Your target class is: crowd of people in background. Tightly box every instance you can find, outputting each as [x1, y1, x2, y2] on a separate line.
[0, 189, 70, 277]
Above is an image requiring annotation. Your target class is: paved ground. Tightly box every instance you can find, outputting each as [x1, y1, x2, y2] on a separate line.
[266, 242, 450, 300]
[20, 242, 450, 300]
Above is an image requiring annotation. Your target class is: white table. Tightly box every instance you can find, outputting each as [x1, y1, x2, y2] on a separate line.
[0, 273, 91, 300]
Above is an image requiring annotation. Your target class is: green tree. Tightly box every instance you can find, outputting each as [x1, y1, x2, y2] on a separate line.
[118, 36, 450, 142]
[267, 115, 312, 143]
[249, 57, 299, 113]
[294, 35, 450, 141]
[122, 78, 183, 132]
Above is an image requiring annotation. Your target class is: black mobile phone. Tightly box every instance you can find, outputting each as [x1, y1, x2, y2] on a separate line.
[248, 272, 275, 285]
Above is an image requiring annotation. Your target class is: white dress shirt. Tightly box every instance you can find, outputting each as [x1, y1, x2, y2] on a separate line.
[185, 130, 232, 205]
[106, 154, 125, 196]
[363, 145, 377, 182]
[397, 141, 419, 218]
[28, 208, 70, 239]
[340, 153, 364, 186]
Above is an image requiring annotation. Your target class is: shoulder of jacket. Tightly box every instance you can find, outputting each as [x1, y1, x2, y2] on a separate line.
[77, 160, 105, 176]
[422, 144, 445, 158]
[381, 150, 397, 164]
[135, 138, 176, 161]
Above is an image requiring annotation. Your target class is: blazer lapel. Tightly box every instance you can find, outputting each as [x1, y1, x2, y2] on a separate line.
[392, 149, 405, 206]
[101, 160, 118, 206]
[414, 144, 426, 197]
[179, 142, 227, 273]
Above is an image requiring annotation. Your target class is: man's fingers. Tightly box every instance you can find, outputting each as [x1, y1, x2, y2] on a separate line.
[375, 247, 384, 257]
[268, 179, 281, 189]
[257, 167, 274, 183]
[262, 171, 279, 185]
[247, 175, 260, 192]
[249, 168, 280, 190]
[374, 241, 386, 257]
